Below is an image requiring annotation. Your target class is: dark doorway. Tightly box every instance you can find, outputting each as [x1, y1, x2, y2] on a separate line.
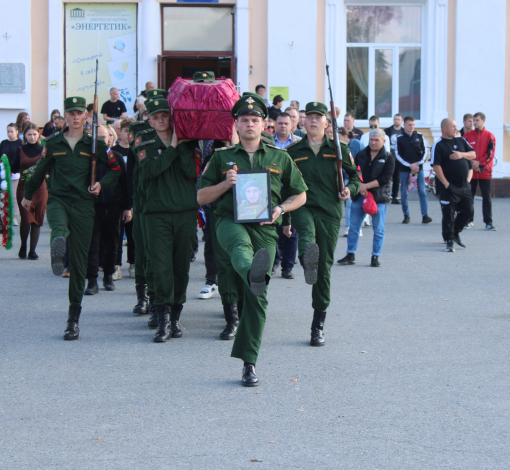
[158, 57, 234, 91]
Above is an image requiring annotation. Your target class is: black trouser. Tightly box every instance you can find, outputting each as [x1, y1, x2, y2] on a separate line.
[124, 219, 135, 264]
[439, 184, 473, 241]
[87, 204, 122, 279]
[391, 158, 400, 199]
[203, 205, 218, 285]
[469, 179, 492, 225]
[274, 224, 299, 271]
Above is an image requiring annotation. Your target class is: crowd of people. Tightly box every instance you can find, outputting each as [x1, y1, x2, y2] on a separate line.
[0, 77, 498, 387]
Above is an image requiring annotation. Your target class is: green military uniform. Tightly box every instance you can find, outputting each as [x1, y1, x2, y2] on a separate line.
[138, 97, 199, 342]
[129, 119, 152, 314]
[199, 95, 308, 369]
[286, 101, 360, 344]
[24, 96, 121, 340]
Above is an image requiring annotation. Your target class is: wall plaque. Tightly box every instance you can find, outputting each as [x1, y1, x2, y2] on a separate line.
[0, 63, 25, 92]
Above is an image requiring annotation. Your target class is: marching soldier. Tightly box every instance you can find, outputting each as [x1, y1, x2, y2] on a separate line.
[286, 102, 360, 346]
[198, 94, 311, 387]
[22, 96, 121, 340]
[138, 97, 199, 343]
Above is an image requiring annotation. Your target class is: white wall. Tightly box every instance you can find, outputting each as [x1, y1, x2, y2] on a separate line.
[0, 0, 31, 137]
[267, 0, 317, 110]
[454, 0, 507, 175]
[138, 0, 160, 95]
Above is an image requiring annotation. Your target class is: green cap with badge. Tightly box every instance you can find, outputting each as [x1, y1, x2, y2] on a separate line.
[145, 97, 170, 116]
[305, 101, 328, 116]
[193, 71, 215, 83]
[231, 94, 268, 119]
[64, 96, 87, 112]
[146, 88, 168, 99]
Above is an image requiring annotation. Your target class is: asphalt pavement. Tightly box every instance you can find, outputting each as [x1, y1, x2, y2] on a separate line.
[1, 193, 509, 469]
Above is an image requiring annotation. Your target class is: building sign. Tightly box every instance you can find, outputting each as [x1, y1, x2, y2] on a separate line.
[65, 4, 137, 109]
[269, 86, 289, 101]
[0, 63, 25, 93]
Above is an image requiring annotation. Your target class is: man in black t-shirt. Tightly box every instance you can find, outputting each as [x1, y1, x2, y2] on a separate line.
[101, 87, 128, 124]
[384, 113, 404, 203]
[431, 118, 476, 252]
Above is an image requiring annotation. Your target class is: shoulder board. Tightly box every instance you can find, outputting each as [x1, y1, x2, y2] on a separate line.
[215, 145, 236, 152]
[266, 144, 287, 152]
[137, 139, 156, 149]
[285, 140, 301, 149]
[135, 128, 155, 137]
[44, 131, 60, 143]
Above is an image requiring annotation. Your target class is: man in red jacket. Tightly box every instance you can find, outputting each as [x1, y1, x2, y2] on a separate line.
[463, 112, 497, 231]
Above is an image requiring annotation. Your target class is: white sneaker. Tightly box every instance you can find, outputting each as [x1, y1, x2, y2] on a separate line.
[198, 283, 218, 299]
[363, 215, 371, 226]
[343, 227, 349, 237]
[128, 264, 135, 278]
[122, 238, 127, 246]
[360, 228, 363, 237]
[112, 265, 122, 281]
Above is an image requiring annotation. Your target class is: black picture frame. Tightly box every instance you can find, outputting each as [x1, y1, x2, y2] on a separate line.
[233, 170, 272, 224]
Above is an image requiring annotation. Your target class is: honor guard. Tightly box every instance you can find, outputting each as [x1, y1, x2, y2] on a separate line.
[22, 96, 121, 340]
[198, 93, 310, 387]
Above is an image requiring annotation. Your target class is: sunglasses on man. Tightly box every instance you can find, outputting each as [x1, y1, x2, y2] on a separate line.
[369, 124, 379, 129]
[267, 126, 275, 130]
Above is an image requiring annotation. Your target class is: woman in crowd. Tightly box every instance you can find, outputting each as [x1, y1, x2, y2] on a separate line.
[11, 122, 48, 259]
[133, 96, 147, 121]
[15, 112, 30, 139]
[0, 123, 23, 225]
[338, 127, 365, 237]
[337, 129, 394, 268]
[42, 109, 61, 138]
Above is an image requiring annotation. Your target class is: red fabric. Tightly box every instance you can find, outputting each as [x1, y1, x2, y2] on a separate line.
[168, 77, 240, 140]
[463, 128, 496, 180]
[362, 191, 378, 215]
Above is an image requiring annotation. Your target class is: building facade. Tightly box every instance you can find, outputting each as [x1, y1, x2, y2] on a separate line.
[1, 0, 509, 178]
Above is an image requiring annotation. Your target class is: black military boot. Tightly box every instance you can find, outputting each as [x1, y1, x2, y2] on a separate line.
[220, 303, 239, 340]
[133, 284, 148, 315]
[103, 274, 115, 291]
[170, 304, 184, 338]
[64, 303, 82, 341]
[147, 294, 158, 328]
[242, 363, 259, 387]
[84, 278, 99, 295]
[301, 242, 320, 285]
[310, 309, 327, 347]
[153, 306, 171, 343]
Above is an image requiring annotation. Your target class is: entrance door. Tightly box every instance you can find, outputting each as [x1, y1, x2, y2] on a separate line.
[158, 57, 234, 91]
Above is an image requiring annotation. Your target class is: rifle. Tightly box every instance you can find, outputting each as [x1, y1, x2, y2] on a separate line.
[325, 59, 345, 193]
[90, 58, 99, 187]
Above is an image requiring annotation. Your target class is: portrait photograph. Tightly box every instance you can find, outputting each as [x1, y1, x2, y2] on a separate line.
[233, 170, 272, 224]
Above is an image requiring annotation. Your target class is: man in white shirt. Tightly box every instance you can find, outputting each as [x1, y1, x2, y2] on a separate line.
[360, 115, 390, 153]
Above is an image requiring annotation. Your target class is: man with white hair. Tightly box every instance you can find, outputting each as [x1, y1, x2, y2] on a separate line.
[338, 128, 395, 267]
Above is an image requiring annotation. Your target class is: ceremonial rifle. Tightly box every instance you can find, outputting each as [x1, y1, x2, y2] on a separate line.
[90, 58, 99, 187]
[325, 58, 345, 193]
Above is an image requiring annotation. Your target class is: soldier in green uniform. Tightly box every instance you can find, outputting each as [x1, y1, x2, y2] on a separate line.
[286, 102, 360, 347]
[198, 94, 311, 387]
[22, 96, 121, 340]
[138, 97, 199, 343]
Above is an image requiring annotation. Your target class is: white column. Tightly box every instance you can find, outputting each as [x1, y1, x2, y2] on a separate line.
[138, 0, 161, 93]
[325, 0, 346, 113]
[427, 0, 448, 141]
[47, 1, 65, 112]
[267, 0, 316, 109]
[235, 0, 249, 94]
[454, 0, 506, 175]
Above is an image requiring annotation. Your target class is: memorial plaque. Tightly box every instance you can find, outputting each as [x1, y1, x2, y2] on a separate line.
[0, 63, 25, 92]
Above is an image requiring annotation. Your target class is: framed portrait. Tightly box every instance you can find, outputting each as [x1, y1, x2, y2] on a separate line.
[233, 170, 272, 224]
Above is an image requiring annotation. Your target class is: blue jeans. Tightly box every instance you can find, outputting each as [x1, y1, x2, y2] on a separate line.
[400, 170, 428, 217]
[347, 197, 387, 257]
[345, 199, 352, 227]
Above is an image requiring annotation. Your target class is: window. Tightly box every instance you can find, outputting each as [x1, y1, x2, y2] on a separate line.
[346, 6, 422, 121]
[162, 6, 233, 52]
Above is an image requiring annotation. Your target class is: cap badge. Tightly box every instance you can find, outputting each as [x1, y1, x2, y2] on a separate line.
[313, 102, 317, 106]
[153, 91, 157, 95]
[154, 101, 159, 105]
[202, 73, 207, 77]
[248, 105, 253, 109]
[245, 97, 255, 104]
[73, 98, 77, 103]
[228, 162, 235, 165]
